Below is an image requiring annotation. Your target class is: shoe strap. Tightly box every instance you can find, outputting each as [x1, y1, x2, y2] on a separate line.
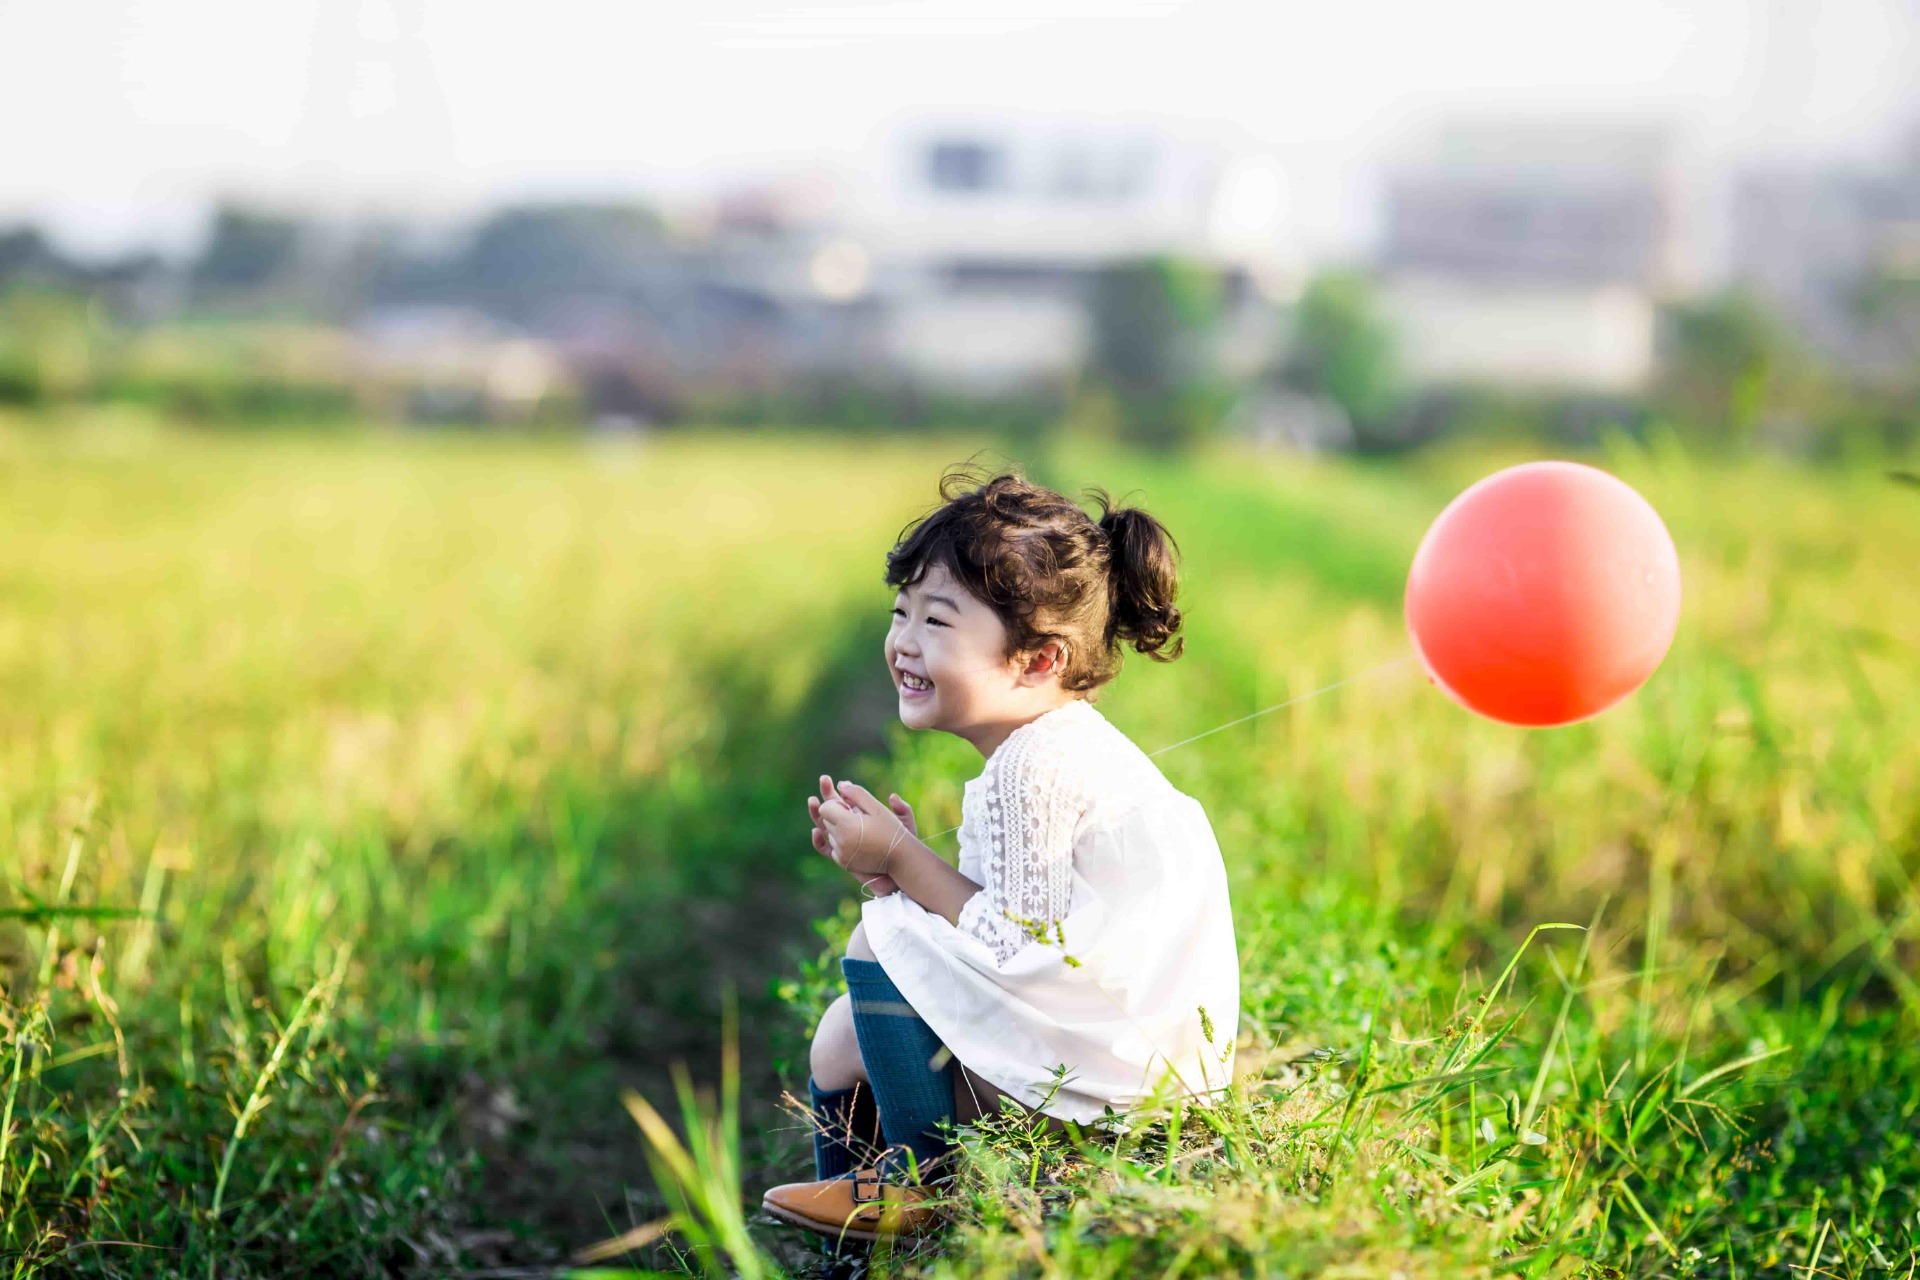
[850, 1168, 882, 1204]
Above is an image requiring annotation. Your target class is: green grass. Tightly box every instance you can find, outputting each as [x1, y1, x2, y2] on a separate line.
[0, 411, 1914, 1276]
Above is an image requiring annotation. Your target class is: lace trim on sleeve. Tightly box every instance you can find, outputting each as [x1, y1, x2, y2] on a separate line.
[958, 722, 1086, 965]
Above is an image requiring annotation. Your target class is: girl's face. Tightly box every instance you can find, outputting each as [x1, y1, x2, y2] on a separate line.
[887, 561, 1029, 743]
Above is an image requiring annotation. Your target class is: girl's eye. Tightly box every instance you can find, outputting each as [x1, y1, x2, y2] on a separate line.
[891, 607, 947, 627]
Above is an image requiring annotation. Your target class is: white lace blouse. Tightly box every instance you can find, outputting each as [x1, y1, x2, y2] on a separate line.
[860, 697, 1241, 1126]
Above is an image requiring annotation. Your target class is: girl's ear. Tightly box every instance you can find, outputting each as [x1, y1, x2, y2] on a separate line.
[1026, 640, 1067, 678]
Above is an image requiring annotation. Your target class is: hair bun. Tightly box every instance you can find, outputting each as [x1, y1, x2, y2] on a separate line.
[1093, 498, 1185, 663]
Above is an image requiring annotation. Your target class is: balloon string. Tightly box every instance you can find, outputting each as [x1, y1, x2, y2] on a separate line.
[911, 653, 1420, 847]
[1143, 654, 1419, 759]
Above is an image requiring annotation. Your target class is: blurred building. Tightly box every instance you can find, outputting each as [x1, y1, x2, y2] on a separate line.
[1379, 119, 1686, 393]
[351, 194, 889, 421]
[1731, 129, 1920, 380]
[835, 116, 1281, 393]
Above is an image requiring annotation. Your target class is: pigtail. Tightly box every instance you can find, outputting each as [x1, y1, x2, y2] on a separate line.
[1093, 494, 1186, 663]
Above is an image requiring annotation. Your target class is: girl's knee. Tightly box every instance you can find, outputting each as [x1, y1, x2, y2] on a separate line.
[810, 994, 866, 1090]
[846, 923, 877, 963]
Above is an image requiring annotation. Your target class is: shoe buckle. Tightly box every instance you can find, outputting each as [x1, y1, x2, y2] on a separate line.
[850, 1168, 882, 1204]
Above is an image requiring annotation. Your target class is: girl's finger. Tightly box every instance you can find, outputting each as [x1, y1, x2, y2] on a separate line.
[837, 780, 881, 811]
[890, 794, 917, 833]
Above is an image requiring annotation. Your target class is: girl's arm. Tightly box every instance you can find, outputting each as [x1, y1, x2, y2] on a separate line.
[882, 832, 983, 926]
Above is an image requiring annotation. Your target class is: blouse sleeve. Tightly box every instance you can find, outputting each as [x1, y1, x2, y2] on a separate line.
[955, 727, 1087, 966]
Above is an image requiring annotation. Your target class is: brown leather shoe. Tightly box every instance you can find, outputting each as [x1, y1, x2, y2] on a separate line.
[760, 1164, 947, 1243]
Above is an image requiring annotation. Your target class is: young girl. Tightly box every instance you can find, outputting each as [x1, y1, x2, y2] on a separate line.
[760, 467, 1240, 1243]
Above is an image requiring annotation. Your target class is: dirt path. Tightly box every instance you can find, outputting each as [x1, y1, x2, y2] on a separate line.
[434, 634, 904, 1275]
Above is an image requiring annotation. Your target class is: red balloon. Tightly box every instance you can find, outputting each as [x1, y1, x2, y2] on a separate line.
[1405, 461, 1681, 727]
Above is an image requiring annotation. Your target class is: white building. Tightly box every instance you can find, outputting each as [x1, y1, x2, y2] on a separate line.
[1378, 119, 1687, 394]
[819, 114, 1287, 393]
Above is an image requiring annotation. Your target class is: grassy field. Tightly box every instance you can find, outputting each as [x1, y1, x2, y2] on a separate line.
[0, 411, 1915, 1277]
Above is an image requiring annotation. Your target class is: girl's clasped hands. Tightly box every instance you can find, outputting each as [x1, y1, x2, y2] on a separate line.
[808, 774, 918, 898]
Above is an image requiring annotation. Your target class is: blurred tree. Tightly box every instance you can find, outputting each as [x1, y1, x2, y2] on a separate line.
[1839, 267, 1920, 457]
[1278, 270, 1407, 452]
[1656, 290, 1793, 448]
[191, 204, 306, 303]
[0, 226, 69, 289]
[456, 203, 666, 319]
[1850, 264, 1920, 374]
[1087, 255, 1233, 452]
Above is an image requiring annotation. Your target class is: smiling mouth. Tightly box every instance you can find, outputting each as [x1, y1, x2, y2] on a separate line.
[900, 674, 933, 693]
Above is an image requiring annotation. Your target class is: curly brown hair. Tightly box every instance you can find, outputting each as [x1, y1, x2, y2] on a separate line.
[884, 462, 1186, 698]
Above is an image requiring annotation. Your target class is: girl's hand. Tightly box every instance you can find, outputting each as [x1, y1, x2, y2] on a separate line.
[817, 778, 911, 877]
[810, 775, 898, 895]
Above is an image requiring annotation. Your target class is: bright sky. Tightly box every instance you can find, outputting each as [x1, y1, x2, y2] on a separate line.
[5, 0, 1916, 263]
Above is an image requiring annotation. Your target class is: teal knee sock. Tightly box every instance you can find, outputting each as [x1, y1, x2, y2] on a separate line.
[840, 957, 957, 1183]
[807, 1075, 881, 1181]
